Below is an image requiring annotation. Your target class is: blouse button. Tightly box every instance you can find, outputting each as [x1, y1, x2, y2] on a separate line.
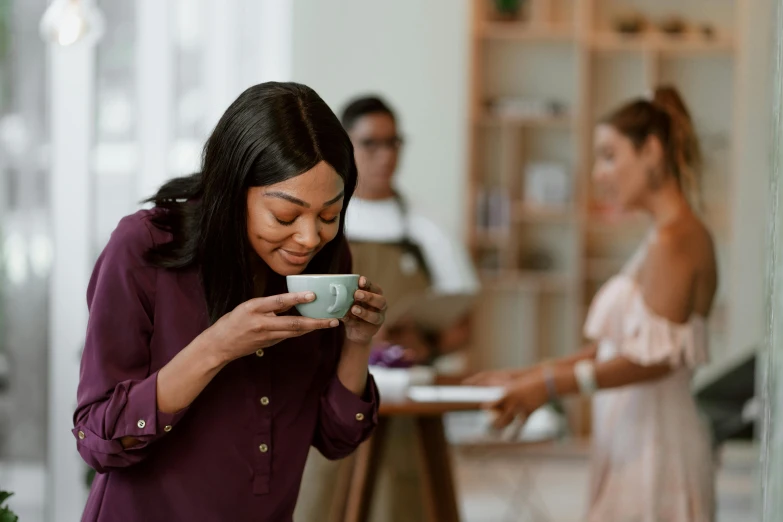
[78, 430, 85, 440]
[137, 419, 146, 429]
[260, 397, 270, 406]
[355, 413, 365, 421]
[255, 349, 265, 357]
[259, 443, 269, 453]
[164, 425, 173, 432]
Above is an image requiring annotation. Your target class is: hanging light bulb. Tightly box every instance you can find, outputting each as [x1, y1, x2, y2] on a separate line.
[39, 0, 105, 47]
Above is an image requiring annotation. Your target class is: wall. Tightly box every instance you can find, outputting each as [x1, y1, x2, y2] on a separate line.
[761, 0, 782, 519]
[290, 0, 471, 239]
[728, 0, 774, 355]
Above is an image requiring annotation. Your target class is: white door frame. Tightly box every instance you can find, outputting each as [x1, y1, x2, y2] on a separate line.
[46, 42, 95, 522]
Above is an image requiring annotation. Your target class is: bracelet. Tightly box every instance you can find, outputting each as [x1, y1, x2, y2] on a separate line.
[541, 364, 559, 402]
[574, 360, 598, 395]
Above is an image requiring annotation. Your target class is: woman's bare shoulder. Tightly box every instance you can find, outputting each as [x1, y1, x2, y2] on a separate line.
[641, 214, 716, 321]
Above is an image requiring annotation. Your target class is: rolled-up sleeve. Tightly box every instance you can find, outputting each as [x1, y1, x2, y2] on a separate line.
[73, 215, 186, 473]
[313, 373, 379, 460]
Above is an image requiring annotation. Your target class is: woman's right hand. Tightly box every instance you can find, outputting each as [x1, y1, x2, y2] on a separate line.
[203, 291, 339, 363]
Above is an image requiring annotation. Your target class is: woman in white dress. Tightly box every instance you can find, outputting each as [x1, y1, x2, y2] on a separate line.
[468, 85, 717, 522]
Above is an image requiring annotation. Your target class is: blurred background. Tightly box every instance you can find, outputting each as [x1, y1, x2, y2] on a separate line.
[0, 0, 780, 520]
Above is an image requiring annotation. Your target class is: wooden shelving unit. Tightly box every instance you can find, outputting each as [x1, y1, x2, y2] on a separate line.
[479, 22, 575, 42]
[477, 113, 574, 129]
[468, 0, 743, 435]
[590, 32, 735, 53]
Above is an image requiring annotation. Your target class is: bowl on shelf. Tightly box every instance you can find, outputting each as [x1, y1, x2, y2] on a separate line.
[612, 14, 646, 35]
[700, 23, 716, 40]
[659, 16, 687, 36]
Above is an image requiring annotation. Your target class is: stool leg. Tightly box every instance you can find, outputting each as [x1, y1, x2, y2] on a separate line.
[343, 417, 389, 522]
[415, 415, 462, 522]
[327, 452, 356, 522]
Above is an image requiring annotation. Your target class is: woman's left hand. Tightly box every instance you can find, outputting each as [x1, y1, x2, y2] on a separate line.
[343, 276, 386, 345]
[487, 371, 549, 430]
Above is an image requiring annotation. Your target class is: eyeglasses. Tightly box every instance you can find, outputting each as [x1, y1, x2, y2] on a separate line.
[356, 136, 404, 154]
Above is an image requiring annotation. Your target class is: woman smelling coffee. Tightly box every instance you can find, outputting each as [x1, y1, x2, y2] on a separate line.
[72, 82, 386, 522]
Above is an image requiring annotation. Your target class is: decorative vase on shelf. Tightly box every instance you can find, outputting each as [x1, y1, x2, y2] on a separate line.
[493, 0, 524, 21]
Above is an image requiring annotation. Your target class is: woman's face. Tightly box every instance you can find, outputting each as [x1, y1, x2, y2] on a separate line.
[592, 123, 662, 211]
[348, 113, 401, 198]
[247, 161, 345, 275]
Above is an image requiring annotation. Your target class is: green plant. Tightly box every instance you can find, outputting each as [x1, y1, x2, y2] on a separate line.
[494, 0, 523, 15]
[86, 466, 97, 488]
[0, 491, 19, 522]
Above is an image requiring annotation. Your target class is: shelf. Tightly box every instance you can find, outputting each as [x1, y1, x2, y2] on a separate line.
[475, 204, 576, 233]
[514, 203, 576, 224]
[477, 113, 573, 129]
[479, 22, 574, 42]
[480, 270, 574, 293]
[590, 32, 734, 54]
[473, 228, 510, 248]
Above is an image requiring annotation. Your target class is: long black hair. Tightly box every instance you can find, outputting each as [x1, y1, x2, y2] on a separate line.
[144, 82, 357, 324]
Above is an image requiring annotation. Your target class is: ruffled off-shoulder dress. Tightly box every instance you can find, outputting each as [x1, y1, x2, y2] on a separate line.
[583, 272, 715, 522]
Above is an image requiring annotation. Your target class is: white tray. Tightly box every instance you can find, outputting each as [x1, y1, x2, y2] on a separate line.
[407, 385, 505, 403]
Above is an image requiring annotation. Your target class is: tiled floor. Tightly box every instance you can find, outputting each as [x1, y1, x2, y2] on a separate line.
[2, 441, 758, 522]
[455, 440, 759, 522]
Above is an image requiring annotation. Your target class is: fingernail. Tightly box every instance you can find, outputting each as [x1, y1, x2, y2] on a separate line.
[305, 292, 315, 300]
[355, 291, 365, 300]
[329, 320, 339, 327]
[360, 277, 366, 287]
[352, 306, 362, 315]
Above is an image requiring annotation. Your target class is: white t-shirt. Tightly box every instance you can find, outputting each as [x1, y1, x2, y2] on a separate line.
[344, 197, 479, 294]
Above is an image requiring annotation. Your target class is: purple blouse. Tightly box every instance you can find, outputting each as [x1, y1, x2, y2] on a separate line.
[72, 210, 379, 521]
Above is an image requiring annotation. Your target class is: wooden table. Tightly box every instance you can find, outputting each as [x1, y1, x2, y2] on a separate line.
[336, 398, 484, 522]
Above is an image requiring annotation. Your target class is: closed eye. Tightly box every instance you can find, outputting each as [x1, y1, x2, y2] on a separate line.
[275, 215, 338, 226]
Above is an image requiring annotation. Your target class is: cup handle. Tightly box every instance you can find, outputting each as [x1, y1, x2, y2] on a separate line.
[327, 283, 349, 314]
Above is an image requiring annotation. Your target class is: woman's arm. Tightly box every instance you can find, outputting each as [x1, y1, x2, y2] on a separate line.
[464, 342, 598, 386]
[74, 218, 190, 469]
[488, 356, 673, 428]
[488, 231, 698, 428]
[336, 339, 371, 395]
[116, 337, 225, 449]
[554, 356, 671, 396]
